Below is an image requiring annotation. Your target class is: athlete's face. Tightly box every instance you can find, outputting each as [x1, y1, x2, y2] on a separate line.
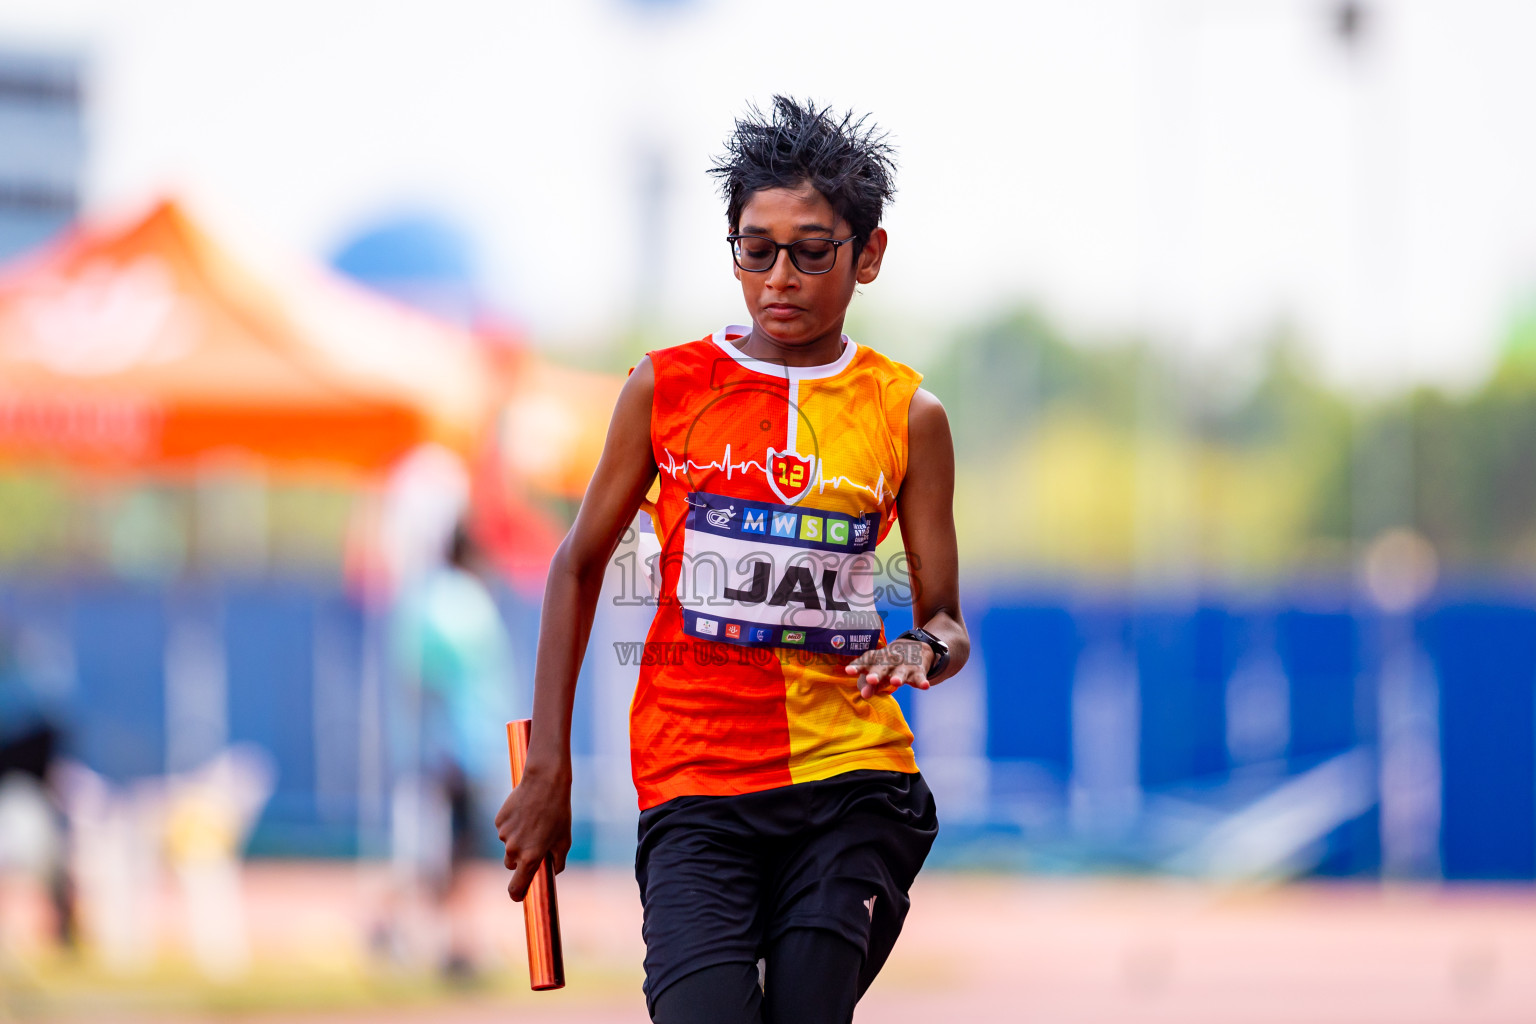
[732, 185, 886, 363]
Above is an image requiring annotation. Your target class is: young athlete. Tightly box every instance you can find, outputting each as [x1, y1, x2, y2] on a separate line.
[496, 95, 969, 1024]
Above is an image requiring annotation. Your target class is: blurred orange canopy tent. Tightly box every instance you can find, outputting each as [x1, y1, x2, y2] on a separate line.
[495, 355, 625, 500]
[0, 200, 492, 474]
[469, 349, 628, 588]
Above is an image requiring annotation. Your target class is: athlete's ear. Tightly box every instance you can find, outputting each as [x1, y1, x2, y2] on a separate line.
[856, 227, 887, 285]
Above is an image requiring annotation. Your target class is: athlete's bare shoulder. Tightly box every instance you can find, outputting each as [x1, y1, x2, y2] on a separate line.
[907, 387, 951, 445]
[607, 355, 655, 462]
[625, 353, 655, 390]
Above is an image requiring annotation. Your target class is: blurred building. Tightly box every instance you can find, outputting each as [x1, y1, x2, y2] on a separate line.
[0, 46, 83, 264]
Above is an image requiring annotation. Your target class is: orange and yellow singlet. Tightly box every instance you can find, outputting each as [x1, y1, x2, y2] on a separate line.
[630, 326, 924, 809]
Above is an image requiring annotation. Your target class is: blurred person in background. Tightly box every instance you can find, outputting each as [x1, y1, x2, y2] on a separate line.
[383, 522, 516, 980]
[0, 619, 76, 950]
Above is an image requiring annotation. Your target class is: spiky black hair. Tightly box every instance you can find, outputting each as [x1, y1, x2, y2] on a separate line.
[708, 96, 897, 251]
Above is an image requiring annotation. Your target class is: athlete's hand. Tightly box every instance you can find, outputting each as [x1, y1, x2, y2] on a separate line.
[845, 639, 933, 700]
[495, 761, 573, 902]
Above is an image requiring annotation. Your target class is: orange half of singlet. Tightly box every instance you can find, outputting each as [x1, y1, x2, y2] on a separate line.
[630, 326, 924, 810]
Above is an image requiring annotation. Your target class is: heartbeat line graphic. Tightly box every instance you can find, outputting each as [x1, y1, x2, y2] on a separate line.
[658, 444, 766, 480]
[815, 464, 892, 503]
[658, 446, 895, 504]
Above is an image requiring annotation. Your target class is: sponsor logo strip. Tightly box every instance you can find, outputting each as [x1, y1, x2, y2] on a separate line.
[687, 491, 878, 554]
[681, 609, 881, 654]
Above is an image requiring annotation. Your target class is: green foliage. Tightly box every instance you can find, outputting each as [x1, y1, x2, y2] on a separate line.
[923, 309, 1147, 452]
[929, 305, 1536, 578]
[1405, 382, 1536, 566]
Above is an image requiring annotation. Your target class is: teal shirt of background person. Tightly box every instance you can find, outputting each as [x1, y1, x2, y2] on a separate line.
[391, 565, 519, 786]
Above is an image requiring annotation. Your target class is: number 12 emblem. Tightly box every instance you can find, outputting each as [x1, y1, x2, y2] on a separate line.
[766, 448, 816, 505]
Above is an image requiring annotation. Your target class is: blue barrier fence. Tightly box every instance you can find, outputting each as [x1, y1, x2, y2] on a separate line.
[2, 578, 1532, 878]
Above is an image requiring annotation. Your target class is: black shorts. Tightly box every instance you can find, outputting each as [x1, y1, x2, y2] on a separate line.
[634, 769, 938, 1013]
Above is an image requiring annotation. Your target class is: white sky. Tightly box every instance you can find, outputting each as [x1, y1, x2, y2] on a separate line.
[4, 0, 1535, 389]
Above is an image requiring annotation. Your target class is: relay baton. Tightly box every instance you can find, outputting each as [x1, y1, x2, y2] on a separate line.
[506, 719, 566, 990]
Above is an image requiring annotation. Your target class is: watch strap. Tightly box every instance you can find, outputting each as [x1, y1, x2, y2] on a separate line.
[895, 627, 950, 680]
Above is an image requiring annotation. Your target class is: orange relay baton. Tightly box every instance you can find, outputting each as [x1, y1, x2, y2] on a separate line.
[506, 718, 566, 990]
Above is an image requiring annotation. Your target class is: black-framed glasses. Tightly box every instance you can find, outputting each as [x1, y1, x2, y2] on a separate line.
[727, 233, 856, 275]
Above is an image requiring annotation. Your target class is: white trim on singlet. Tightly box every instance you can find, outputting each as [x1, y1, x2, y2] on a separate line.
[711, 325, 860, 454]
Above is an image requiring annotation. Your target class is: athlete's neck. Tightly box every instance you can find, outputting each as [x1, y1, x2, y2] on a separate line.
[736, 324, 847, 368]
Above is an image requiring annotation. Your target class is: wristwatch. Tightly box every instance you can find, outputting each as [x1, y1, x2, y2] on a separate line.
[894, 627, 950, 680]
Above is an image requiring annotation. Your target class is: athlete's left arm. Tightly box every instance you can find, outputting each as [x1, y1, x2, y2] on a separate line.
[846, 387, 971, 699]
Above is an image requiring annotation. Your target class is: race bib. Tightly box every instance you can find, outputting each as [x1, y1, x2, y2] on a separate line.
[674, 491, 885, 654]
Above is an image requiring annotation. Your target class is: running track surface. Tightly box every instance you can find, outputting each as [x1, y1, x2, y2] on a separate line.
[19, 863, 1536, 1023]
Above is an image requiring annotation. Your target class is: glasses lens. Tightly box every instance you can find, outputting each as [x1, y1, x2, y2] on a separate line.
[790, 239, 837, 274]
[733, 236, 777, 271]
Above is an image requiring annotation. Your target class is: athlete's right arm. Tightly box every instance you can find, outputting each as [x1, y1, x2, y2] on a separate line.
[496, 356, 658, 902]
